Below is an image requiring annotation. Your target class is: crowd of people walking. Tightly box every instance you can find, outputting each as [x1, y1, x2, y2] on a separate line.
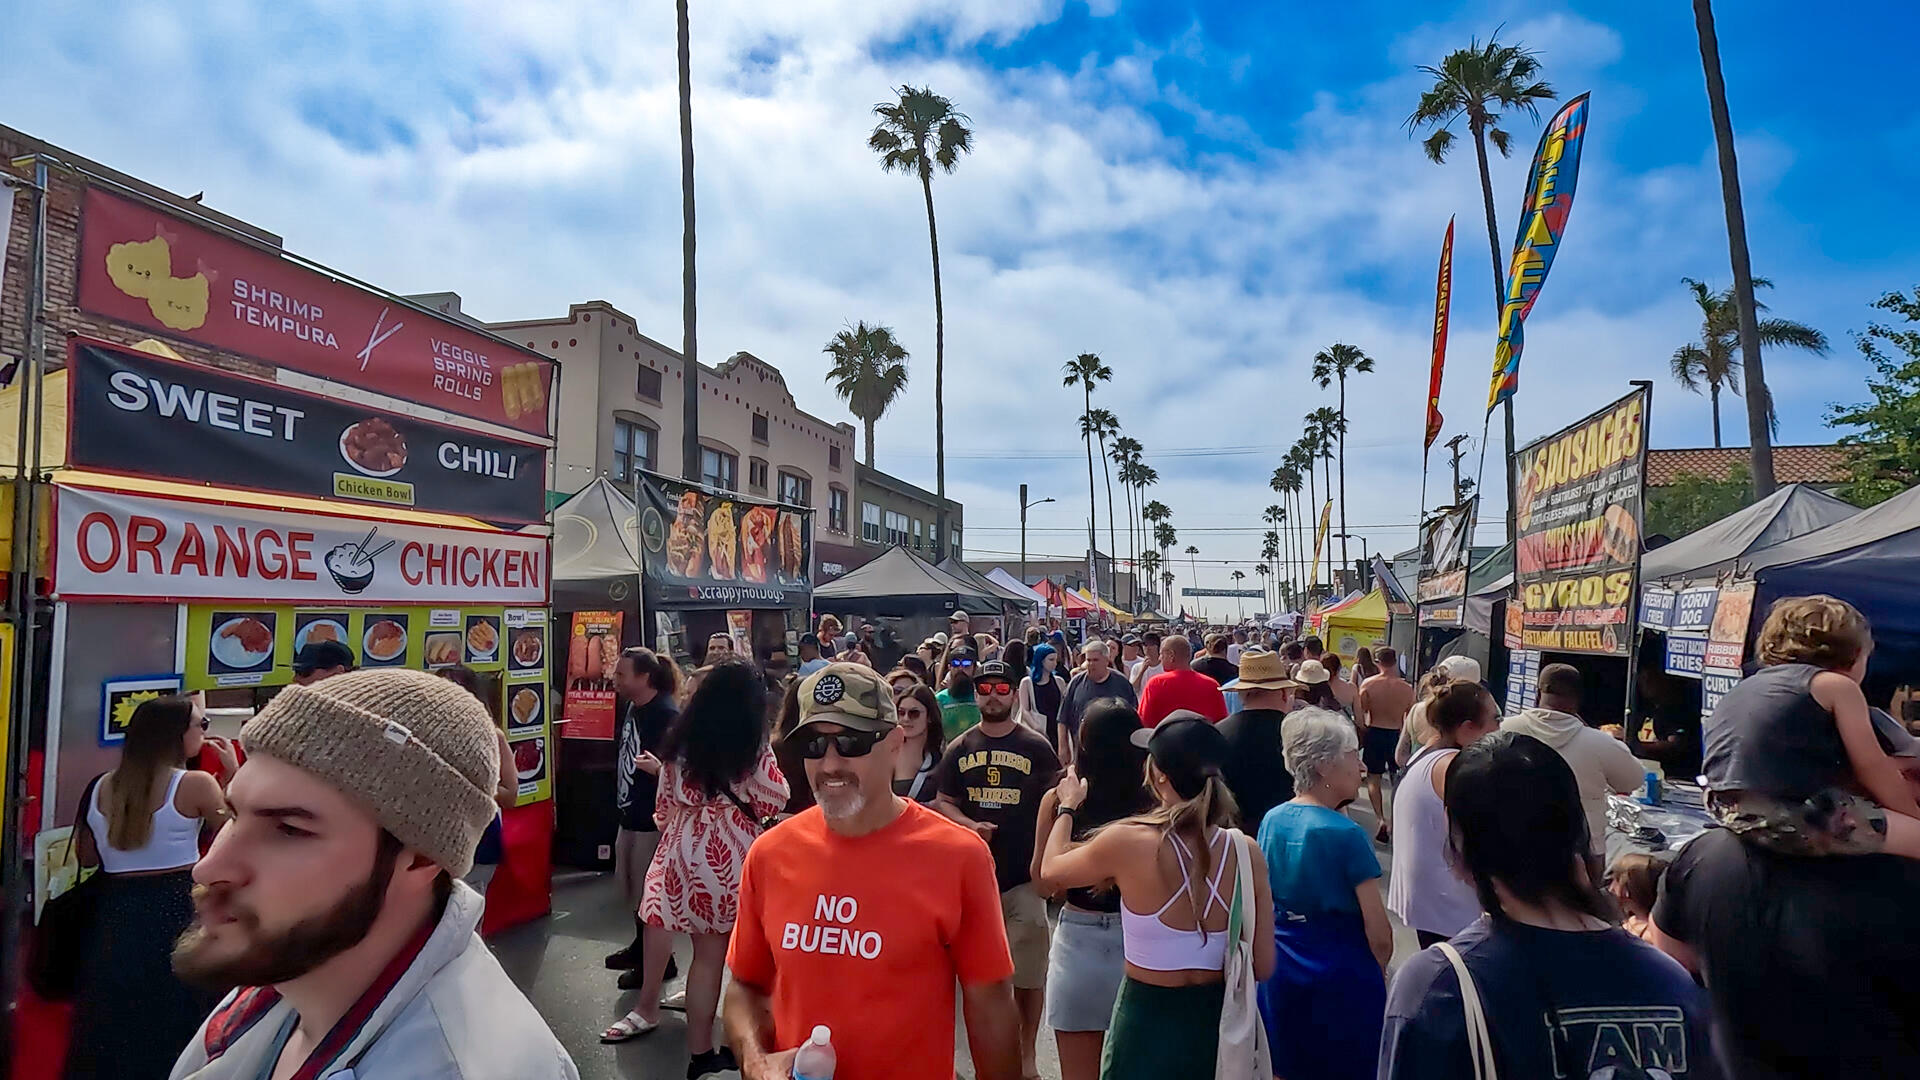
[40, 596, 1920, 1079]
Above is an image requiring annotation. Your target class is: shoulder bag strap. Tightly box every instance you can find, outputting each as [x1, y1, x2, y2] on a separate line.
[721, 784, 775, 833]
[70, 773, 107, 871]
[1435, 942, 1497, 1080]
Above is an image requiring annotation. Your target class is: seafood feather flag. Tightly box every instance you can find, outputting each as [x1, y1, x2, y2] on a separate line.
[1487, 92, 1591, 412]
[1425, 217, 1453, 451]
[1307, 499, 1333, 594]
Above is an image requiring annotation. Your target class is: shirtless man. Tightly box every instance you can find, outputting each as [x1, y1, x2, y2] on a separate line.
[1354, 646, 1414, 843]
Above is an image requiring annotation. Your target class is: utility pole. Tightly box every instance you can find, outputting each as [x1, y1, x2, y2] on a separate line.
[1444, 434, 1470, 506]
[676, 0, 700, 481]
[1019, 485, 1054, 594]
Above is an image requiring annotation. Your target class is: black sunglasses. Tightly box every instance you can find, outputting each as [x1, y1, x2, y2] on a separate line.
[198, 718, 212, 731]
[796, 728, 888, 760]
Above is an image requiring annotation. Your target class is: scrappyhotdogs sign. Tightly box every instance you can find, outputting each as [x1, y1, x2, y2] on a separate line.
[67, 340, 547, 524]
[53, 485, 547, 606]
[635, 472, 812, 609]
[77, 188, 556, 437]
[1512, 387, 1649, 656]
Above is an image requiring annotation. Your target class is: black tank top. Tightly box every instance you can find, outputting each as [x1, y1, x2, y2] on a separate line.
[1064, 794, 1148, 912]
[1703, 663, 1851, 799]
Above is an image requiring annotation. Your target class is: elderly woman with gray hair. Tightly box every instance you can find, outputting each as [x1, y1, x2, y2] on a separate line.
[1255, 706, 1395, 1080]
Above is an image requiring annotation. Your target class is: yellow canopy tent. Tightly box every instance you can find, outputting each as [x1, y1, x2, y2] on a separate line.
[1321, 588, 1387, 665]
[1073, 589, 1135, 624]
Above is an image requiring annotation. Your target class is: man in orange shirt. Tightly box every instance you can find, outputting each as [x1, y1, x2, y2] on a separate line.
[724, 664, 1022, 1080]
[1137, 634, 1228, 726]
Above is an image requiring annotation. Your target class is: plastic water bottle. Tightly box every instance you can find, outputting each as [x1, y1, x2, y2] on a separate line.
[792, 1026, 835, 1080]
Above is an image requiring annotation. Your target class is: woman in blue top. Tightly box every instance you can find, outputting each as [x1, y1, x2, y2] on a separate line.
[1257, 706, 1394, 1080]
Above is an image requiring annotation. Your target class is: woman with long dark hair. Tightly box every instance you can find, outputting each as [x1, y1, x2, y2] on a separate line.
[66, 696, 232, 1079]
[1040, 713, 1276, 1078]
[1381, 732, 1713, 1079]
[603, 660, 787, 1080]
[890, 682, 946, 802]
[770, 676, 813, 816]
[1031, 700, 1155, 1080]
[1353, 647, 1380, 685]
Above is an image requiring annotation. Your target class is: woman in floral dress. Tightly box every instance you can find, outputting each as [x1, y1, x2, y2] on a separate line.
[602, 658, 788, 1079]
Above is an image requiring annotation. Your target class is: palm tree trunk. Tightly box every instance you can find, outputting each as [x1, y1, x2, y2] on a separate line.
[676, 0, 700, 481]
[1471, 121, 1521, 545]
[1708, 384, 1723, 449]
[919, 167, 950, 554]
[1694, 0, 1775, 496]
[1337, 375, 1351, 573]
[1082, 386, 1098, 604]
[1124, 477, 1137, 613]
[863, 415, 877, 467]
[1304, 468, 1318, 592]
[1100, 436, 1118, 609]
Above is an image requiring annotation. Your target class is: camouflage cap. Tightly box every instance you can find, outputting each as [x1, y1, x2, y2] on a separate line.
[794, 662, 898, 735]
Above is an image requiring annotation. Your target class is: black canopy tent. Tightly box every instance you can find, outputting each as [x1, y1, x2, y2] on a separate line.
[1643, 483, 1858, 587]
[814, 546, 999, 617]
[549, 478, 643, 612]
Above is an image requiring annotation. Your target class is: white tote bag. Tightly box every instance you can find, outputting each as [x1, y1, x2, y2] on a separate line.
[1435, 942, 1499, 1080]
[1214, 830, 1273, 1080]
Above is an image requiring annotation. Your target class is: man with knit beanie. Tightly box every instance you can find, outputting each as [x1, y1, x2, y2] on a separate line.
[168, 669, 577, 1079]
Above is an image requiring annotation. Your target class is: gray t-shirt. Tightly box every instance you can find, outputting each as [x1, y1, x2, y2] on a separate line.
[1060, 669, 1137, 742]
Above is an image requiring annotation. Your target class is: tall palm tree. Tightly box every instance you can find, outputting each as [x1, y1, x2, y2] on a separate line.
[1670, 277, 1828, 447]
[871, 87, 974, 552]
[1692, 0, 1776, 495]
[1408, 35, 1557, 538]
[1132, 461, 1159, 595]
[823, 322, 911, 467]
[1145, 501, 1172, 572]
[1260, 530, 1281, 614]
[1111, 436, 1143, 602]
[1275, 455, 1307, 601]
[1083, 408, 1123, 605]
[1252, 565, 1269, 617]
[1140, 550, 1163, 611]
[1262, 505, 1285, 607]
[1230, 570, 1248, 621]
[1161, 569, 1176, 612]
[1154, 521, 1177, 583]
[1062, 353, 1113, 601]
[1311, 343, 1375, 570]
[675, 0, 700, 479]
[1185, 544, 1200, 599]
[1288, 439, 1318, 588]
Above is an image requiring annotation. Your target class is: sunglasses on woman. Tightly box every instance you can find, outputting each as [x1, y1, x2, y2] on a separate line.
[795, 728, 889, 760]
[897, 706, 928, 722]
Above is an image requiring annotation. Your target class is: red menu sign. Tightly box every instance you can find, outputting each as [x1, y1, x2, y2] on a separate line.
[77, 188, 556, 437]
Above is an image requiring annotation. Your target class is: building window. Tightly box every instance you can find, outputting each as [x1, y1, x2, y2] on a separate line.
[829, 488, 848, 533]
[861, 502, 882, 544]
[752, 413, 770, 444]
[700, 447, 738, 491]
[613, 419, 655, 481]
[950, 529, 961, 557]
[747, 457, 769, 493]
[830, 445, 842, 471]
[885, 510, 910, 548]
[636, 365, 663, 402]
[778, 471, 810, 508]
[912, 519, 923, 549]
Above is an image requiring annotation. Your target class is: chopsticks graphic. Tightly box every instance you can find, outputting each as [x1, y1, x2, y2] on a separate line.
[357, 306, 405, 371]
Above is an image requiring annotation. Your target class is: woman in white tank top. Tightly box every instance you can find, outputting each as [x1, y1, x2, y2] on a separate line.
[1386, 681, 1502, 949]
[66, 695, 233, 1080]
[1041, 712, 1276, 1079]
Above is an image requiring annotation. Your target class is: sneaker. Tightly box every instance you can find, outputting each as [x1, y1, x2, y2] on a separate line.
[603, 946, 640, 971]
[687, 1047, 738, 1078]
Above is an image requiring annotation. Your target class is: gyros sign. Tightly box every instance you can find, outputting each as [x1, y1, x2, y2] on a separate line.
[53, 485, 547, 605]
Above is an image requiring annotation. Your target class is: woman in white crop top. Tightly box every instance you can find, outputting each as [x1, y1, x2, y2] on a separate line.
[1041, 712, 1275, 1080]
[67, 695, 233, 1080]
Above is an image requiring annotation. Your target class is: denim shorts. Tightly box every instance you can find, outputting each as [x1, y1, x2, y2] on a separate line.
[1044, 909, 1125, 1032]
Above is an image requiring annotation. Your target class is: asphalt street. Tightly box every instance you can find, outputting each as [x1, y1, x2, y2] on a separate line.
[492, 797, 1420, 1080]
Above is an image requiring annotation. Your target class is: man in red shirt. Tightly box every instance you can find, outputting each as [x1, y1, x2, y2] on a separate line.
[1137, 634, 1228, 726]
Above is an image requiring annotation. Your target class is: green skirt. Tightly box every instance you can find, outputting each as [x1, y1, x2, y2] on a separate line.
[1100, 977, 1225, 1080]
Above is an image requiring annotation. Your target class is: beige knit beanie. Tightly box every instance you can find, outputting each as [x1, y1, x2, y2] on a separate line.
[240, 669, 501, 877]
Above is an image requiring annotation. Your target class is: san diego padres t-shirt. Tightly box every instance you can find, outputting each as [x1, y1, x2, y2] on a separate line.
[727, 801, 1013, 1080]
[934, 722, 1061, 892]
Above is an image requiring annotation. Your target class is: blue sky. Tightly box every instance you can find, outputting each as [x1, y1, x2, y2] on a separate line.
[6, 1, 1915, 616]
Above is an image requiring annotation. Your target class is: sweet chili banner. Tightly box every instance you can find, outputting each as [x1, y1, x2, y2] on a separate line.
[68, 339, 546, 523]
[1416, 499, 1475, 605]
[634, 471, 812, 609]
[52, 484, 548, 606]
[77, 187, 556, 436]
[1487, 92, 1590, 412]
[1425, 217, 1453, 451]
[1512, 385, 1648, 655]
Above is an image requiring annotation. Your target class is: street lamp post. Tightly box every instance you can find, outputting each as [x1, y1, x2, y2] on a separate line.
[1019, 484, 1054, 595]
[1331, 532, 1371, 591]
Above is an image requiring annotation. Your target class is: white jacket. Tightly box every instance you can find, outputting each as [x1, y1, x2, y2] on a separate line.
[171, 881, 578, 1080]
[1502, 707, 1647, 855]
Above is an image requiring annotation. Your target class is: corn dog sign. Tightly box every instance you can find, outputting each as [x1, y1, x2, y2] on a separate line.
[78, 187, 556, 437]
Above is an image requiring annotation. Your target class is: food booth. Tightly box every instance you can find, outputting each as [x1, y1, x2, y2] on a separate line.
[812, 545, 998, 652]
[3, 161, 561, 1078]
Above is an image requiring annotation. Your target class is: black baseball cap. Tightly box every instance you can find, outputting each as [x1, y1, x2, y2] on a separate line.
[799, 632, 821, 647]
[292, 640, 356, 675]
[976, 660, 1016, 683]
[1130, 712, 1229, 799]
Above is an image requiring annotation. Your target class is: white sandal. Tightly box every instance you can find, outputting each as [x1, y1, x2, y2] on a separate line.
[600, 1011, 658, 1043]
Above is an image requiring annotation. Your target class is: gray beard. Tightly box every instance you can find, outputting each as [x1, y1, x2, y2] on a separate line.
[816, 787, 868, 822]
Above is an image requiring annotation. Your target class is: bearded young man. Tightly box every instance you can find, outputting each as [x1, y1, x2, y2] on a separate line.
[168, 669, 575, 1080]
[724, 663, 1021, 1080]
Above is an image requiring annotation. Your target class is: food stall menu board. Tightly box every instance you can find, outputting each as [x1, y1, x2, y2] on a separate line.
[503, 608, 553, 806]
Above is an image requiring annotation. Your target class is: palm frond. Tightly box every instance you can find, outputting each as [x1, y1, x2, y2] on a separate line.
[1756, 318, 1829, 354]
[1670, 344, 1709, 392]
[1421, 129, 1455, 164]
[1487, 125, 1514, 157]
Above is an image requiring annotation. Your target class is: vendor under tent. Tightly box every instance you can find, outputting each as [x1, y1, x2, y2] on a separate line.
[815, 546, 999, 651]
[1741, 482, 1920, 673]
[1319, 589, 1388, 664]
[1642, 483, 1857, 587]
